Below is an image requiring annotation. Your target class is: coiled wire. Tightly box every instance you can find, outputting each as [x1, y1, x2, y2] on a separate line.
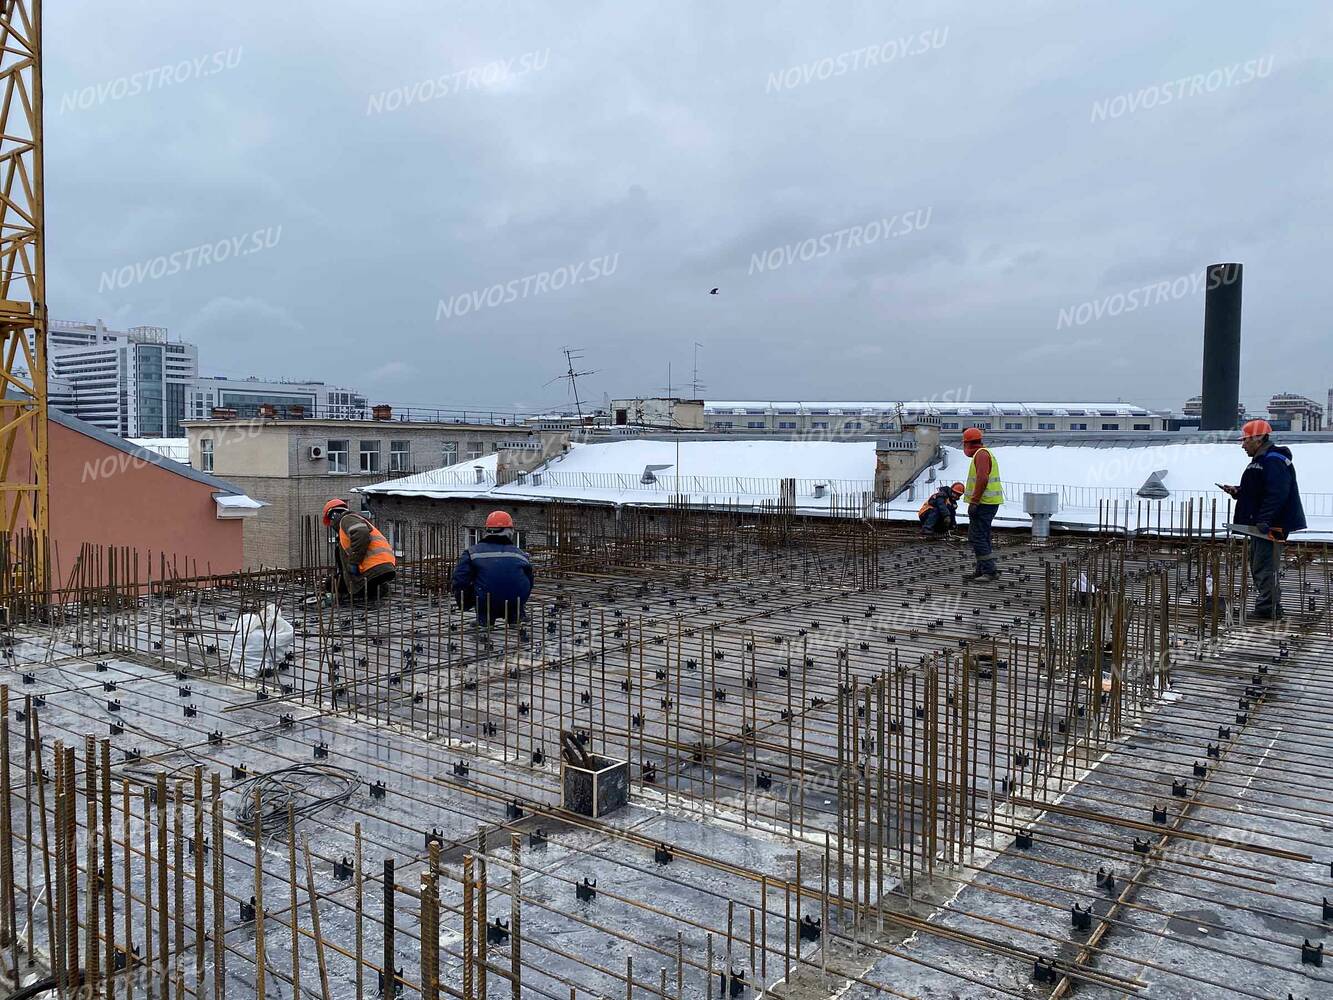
[232, 763, 359, 837]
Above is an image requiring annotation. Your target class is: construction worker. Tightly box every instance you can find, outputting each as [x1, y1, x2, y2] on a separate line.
[1220, 419, 1306, 620]
[961, 427, 1004, 581]
[919, 482, 964, 536]
[322, 498, 397, 604]
[452, 511, 534, 626]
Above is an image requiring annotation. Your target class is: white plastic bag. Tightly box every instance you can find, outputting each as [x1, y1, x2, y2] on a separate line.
[228, 602, 295, 675]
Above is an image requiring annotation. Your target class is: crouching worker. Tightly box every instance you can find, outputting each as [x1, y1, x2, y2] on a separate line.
[323, 498, 397, 604]
[452, 511, 533, 626]
[919, 482, 964, 536]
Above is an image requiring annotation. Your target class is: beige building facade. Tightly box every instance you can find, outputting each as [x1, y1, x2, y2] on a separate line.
[183, 417, 560, 568]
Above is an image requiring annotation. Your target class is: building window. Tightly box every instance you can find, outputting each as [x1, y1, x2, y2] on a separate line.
[1037, 422, 1056, 431]
[441, 441, 458, 466]
[778, 421, 797, 430]
[200, 438, 213, 472]
[1133, 423, 1150, 430]
[390, 440, 411, 472]
[465, 441, 484, 461]
[359, 440, 381, 473]
[1101, 423, 1119, 431]
[746, 421, 765, 429]
[974, 422, 991, 430]
[1070, 422, 1087, 430]
[811, 421, 828, 429]
[846, 421, 862, 430]
[941, 422, 959, 430]
[328, 439, 349, 473]
[466, 526, 527, 548]
[389, 520, 408, 557]
[1004, 422, 1023, 430]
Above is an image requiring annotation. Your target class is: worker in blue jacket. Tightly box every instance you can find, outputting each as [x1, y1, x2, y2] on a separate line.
[1221, 420, 1306, 620]
[451, 510, 534, 625]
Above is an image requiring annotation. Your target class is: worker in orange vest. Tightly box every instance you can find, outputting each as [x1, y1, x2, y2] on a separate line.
[322, 498, 397, 604]
[918, 482, 964, 536]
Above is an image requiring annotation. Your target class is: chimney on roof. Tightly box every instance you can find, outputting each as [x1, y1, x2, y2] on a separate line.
[1200, 262, 1243, 431]
[496, 430, 568, 485]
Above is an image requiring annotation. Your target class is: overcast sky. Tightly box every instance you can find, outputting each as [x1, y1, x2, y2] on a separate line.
[46, 0, 1333, 416]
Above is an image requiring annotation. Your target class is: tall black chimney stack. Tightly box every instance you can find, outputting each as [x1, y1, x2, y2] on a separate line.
[1200, 262, 1243, 431]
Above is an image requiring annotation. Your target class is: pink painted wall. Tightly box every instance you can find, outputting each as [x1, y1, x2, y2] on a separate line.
[14, 418, 244, 586]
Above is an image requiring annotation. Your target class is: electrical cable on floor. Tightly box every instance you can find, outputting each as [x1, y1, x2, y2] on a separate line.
[232, 763, 360, 836]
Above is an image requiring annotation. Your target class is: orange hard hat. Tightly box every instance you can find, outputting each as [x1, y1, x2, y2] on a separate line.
[322, 498, 347, 526]
[962, 427, 984, 444]
[485, 510, 514, 530]
[1239, 418, 1272, 440]
[951, 481, 965, 495]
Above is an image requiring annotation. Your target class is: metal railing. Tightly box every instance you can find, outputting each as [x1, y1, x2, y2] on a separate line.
[380, 468, 878, 497]
[1003, 479, 1333, 517]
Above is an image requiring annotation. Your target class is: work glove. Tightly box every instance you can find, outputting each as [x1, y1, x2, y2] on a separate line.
[967, 503, 980, 517]
[1255, 522, 1270, 537]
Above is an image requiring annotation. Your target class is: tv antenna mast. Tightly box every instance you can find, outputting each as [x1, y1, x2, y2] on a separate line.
[546, 347, 598, 424]
[690, 341, 706, 398]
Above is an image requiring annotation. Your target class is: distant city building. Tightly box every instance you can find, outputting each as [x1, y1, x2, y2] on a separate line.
[183, 414, 553, 568]
[1182, 395, 1246, 424]
[609, 398, 705, 429]
[186, 376, 367, 421]
[1267, 392, 1323, 432]
[45, 320, 198, 437]
[702, 401, 1169, 435]
[45, 319, 369, 438]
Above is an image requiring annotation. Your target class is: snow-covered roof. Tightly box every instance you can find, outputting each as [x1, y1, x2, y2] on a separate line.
[704, 400, 1160, 417]
[889, 442, 1333, 540]
[360, 439, 880, 512]
[362, 436, 1333, 540]
[128, 437, 190, 464]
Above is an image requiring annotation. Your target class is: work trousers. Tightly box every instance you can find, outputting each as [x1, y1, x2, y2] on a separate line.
[1248, 536, 1283, 619]
[456, 589, 526, 625]
[968, 503, 999, 575]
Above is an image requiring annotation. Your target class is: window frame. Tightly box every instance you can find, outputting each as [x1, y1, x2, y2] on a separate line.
[327, 439, 349, 474]
[358, 439, 381, 474]
[389, 440, 411, 473]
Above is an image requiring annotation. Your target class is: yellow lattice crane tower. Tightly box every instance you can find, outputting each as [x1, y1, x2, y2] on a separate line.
[0, 0, 47, 550]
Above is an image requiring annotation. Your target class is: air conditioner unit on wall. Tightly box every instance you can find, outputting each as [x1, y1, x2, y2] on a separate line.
[308, 445, 325, 460]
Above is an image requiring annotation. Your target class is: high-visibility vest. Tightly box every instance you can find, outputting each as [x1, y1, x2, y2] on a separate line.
[339, 518, 397, 574]
[965, 447, 1004, 505]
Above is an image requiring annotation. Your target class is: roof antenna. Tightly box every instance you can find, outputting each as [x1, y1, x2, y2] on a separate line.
[690, 341, 705, 399]
[546, 347, 598, 427]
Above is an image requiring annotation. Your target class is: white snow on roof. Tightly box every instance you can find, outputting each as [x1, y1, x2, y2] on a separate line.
[891, 442, 1333, 540]
[360, 439, 880, 512]
[362, 437, 1333, 539]
[704, 400, 1160, 416]
[128, 437, 190, 464]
